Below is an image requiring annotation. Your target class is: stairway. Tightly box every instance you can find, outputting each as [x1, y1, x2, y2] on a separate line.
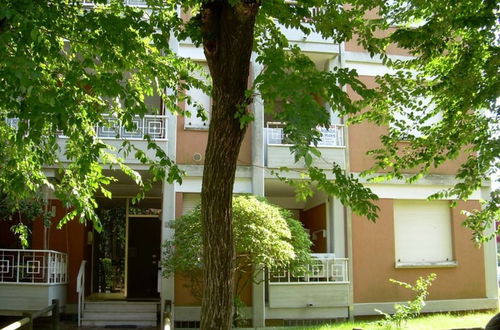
[81, 300, 159, 327]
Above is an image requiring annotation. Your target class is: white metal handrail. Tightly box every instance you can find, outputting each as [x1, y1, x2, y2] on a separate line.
[95, 114, 168, 141]
[76, 260, 87, 327]
[0, 249, 68, 285]
[269, 256, 349, 284]
[266, 121, 345, 147]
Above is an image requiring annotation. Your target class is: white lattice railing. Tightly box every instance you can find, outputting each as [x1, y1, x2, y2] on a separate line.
[266, 122, 345, 147]
[0, 249, 68, 285]
[82, 0, 147, 7]
[269, 254, 349, 284]
[95, 114, 167, 140]
[5, 114, 167, 141]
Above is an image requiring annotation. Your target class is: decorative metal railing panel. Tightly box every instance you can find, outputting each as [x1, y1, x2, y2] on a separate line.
[95, 114, 167, 141]
[266, 122, 345, 147]
[269, 255, 349, 284]
[0, 249, 68, 285]
[82, 0, 147, 7]
[5, 114, 167, 141]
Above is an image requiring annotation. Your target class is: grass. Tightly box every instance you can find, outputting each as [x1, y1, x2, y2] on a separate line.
[266, 310, 497, 329]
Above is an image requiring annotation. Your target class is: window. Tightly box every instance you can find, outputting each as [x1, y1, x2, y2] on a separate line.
[184, 64, 210, 130]
[182, 194, 201, 215]
[391, 97, 442, 139]
[394, 200, 454, 266]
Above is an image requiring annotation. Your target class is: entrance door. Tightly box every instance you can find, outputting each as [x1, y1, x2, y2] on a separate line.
[127, 216, 161, 299]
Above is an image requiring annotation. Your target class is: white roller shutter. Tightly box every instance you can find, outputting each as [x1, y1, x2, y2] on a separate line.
[182, 194, 201, 215]
[394, 200, 453, 264]
[184, 64, 210, 129]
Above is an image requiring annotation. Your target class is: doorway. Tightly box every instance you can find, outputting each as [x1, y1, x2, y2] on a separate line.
[127, 216, 161, 299]
[91, 197, 162, 300]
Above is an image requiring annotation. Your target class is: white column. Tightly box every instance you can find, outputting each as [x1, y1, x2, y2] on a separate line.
[160, 30, 180, 328]
[337, 41, 354, 320]
[327, 57, 342, 125]
[483, 186, 499, 302]
[161, 183, 176, 325]
[251, 55, 266, 328]
[333, 198, 346, 258]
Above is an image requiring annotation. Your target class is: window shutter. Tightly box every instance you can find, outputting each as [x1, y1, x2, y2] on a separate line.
[185, 64, 210, 129]
[182, 194, 201, 215]
[394, 200, 453, 263]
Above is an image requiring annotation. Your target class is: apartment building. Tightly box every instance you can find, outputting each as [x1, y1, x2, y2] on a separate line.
[0, 2, 497, 328]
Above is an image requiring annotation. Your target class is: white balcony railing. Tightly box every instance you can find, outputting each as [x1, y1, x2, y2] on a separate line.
[5, 114, 167, 141]
[270, 255, 349, 284]
[95, 114, 167, 140]
[82, 0, 147, 7]
[0, 249, 68, 285]
[266, 122, 345, 147]
[284, 1, 325, 19]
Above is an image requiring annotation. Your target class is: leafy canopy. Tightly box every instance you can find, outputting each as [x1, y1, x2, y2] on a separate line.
[0, 0, 498, 241]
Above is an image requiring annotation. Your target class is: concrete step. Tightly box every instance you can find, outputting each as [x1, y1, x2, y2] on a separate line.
[82, 311, 157, 321]
[84, 301, 158, 312]
[81, 319, 157, 327]
[82, 300, 158, 327]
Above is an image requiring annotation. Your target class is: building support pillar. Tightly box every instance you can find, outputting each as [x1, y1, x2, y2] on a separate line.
[251, 55, 266, 328]
[483, 187, 499, 305]
[161, 60, 179, 327]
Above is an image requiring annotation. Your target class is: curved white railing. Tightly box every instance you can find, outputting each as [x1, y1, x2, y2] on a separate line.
[76, 260, 87, 327]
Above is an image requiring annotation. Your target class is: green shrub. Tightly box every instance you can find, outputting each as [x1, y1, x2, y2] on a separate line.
[376, 273, 437, 329]
[162, 194, 313, 300]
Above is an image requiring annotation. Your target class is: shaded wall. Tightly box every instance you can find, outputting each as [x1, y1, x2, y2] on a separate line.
[176, 115, 252, 165]
[31, 200, 91, 303]
[300, 203, 327, 253]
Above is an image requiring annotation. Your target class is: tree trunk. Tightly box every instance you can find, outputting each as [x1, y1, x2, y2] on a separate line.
[200, 1, 259, 329]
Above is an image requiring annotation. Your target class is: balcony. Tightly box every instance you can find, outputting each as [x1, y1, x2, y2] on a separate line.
[265, 122, 346, 170]
[82, 0, 148, 7]
[56, 114, 168, 164]
[267, 254, 350, 318]
[95, 114, 167, 141]
[6, 114, 167, 141]
[0, 249, 68, 312]
[277, 2, 339, 54]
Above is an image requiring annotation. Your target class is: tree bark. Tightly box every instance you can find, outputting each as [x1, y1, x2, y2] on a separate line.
[200, 1, 259, 329]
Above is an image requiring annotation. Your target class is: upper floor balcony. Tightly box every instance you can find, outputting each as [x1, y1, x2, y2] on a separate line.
[81, 0, 147, 7]
[74, 114, 169, 164]
[265, 122, 346, 170]
[6, 114, 168, 165]
[278, 3, 340, 54]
